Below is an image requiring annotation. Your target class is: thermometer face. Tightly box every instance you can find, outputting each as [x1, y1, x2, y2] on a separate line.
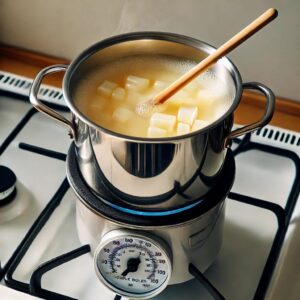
[94, 231, 172, 299]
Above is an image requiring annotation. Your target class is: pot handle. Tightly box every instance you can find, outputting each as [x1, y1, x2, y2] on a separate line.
[225, 82, 275, 147]
[29, 64, 75, 138]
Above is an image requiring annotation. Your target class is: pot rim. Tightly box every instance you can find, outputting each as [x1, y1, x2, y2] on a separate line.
[63, 31, 243, 143]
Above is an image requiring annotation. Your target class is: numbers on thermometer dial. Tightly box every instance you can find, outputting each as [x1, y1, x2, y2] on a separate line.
[95, 233, 172, 298]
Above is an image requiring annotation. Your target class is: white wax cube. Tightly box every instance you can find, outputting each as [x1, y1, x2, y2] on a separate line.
[153, 80, 168, 91]
[112, 87, 126, 102]
[192, 120, 209, 131]
[112, 107, 133, 122]
[90, 96, 107, 111]
[125, 75, 150, 92]
[177, 122, 191, 135]
[177, 106, 198, 125]
[97, 81, 117, 97]
[147, 126, 167, 138]
[150, 113, 176, 132]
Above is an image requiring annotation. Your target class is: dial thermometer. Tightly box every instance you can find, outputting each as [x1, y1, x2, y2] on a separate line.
[94, 230, 172, 299]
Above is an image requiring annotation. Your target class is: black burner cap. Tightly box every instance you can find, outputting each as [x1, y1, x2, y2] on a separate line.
[0, 165, 17, 206]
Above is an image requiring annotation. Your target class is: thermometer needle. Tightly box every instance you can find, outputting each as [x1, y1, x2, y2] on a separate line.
[121, 257, 141, 276]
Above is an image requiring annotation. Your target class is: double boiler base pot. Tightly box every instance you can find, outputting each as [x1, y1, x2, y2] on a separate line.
[66, 143, 236, 298]
[30, 32, 275, 212]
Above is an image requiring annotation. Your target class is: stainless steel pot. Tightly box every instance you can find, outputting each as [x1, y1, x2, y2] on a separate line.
[30, 32, 275, 210]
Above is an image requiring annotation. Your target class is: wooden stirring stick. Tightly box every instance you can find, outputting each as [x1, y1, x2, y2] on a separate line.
[151, 8, 278, 106]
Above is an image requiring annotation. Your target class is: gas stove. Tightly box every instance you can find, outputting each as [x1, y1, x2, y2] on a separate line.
[0, 71, 300, 300]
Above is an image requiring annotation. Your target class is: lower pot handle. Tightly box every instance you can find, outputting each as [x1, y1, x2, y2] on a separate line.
[226, 82, 275, 147]
[29, 64, 75, 138]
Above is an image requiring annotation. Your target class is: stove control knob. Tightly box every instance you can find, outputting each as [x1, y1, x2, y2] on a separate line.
[0, 166, 17, 206]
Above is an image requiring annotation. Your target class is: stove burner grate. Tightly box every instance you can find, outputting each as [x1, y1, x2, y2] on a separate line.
[1, 94, 299, 300]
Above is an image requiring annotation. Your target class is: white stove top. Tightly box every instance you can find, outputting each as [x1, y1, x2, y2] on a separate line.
[0, 74, 300, 300]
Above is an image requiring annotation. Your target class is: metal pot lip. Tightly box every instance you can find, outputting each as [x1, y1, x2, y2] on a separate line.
[63, 31, 243, 143]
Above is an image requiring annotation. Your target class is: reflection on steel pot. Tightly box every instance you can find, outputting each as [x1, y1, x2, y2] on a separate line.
[29, 32, 275, 211]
